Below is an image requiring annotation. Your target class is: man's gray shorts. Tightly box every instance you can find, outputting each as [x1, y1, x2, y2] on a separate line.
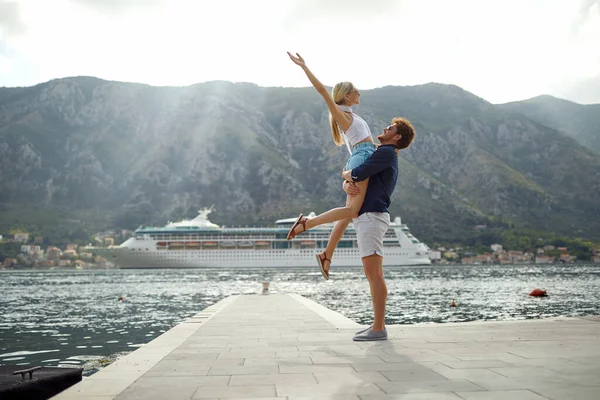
[352, 212, 390, 259]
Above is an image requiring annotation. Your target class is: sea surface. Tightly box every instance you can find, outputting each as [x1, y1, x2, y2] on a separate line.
[1, 264, 599, 375]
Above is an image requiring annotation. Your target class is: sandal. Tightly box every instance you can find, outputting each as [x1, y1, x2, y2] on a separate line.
[287, 214, 308, 240]
[315, 252, 331, 280]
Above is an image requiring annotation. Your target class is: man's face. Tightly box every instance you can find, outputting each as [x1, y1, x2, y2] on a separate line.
[378, 124, 401, 144]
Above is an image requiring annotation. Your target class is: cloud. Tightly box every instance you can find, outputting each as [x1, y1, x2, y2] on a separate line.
[0, 0, 598, 105]
[578, 0, 600, 19]
[287, 0, 402, 17]
[567, 0, 600, 78]
[0, 1, 27, 37]
[557, 74, 600, 104]
[71, 0, 165, 14]
[283, 0, 403, 29]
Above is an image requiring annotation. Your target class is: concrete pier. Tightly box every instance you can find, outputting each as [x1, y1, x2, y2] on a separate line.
[52, 294, 600, 400]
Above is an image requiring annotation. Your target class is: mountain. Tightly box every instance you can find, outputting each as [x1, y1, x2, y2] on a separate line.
[1, 77, 599, 245]
[498, 95, 600, 153]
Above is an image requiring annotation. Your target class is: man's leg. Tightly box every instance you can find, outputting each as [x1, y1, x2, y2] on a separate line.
[352, 212, 389, 341]
[362, 254, 387, 332]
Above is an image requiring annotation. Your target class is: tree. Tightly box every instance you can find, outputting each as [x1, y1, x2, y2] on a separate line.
[0, 242, 21, 262]
[518, 236, 531, 251]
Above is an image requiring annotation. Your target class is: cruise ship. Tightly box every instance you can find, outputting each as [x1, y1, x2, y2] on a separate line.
[91, 207, 431, 268]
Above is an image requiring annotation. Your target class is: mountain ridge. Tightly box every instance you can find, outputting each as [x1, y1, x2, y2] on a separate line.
[1, 77, 599, 245]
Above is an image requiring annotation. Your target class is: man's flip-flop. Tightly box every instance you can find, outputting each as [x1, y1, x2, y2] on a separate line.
[315, 253, 330, 280]
[286, 213, 306, 241]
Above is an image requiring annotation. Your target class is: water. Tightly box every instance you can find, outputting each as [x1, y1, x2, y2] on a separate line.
[1, 265, 599, 375]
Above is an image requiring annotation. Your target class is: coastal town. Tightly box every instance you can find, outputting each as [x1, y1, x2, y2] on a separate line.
[0, 231, 117, 269]
[1, 229, 599, 269]
[430, 244, 600, 265]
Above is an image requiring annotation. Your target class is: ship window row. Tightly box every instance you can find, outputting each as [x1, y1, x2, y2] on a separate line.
[141, 229, 398, 241]
[153, 250, 340, 257]
[153, 250, 333, 260]
[146, 249, 414, 260]
[146, 233, 369, 240]
[133, 243, 406, 254]
[148, 239, 363, 246]
[147, 236, 349, 241]
[150, 234, 291, 240]
[136, 242, 404, 254]
[164, 250, 297, 256]
[144, 253, 411, 262]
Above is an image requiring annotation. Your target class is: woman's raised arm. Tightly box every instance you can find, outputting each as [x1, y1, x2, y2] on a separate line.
[287, 52, 351, 132]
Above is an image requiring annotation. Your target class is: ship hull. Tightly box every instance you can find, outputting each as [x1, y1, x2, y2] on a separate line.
[94, 247, 431, 269]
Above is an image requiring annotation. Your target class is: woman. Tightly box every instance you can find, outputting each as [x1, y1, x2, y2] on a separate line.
[286, 52, 375, 280]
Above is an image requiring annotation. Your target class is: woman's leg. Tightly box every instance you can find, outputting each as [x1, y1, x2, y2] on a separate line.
[318, 217, 351, 274]
[291, 178, 369, 237]
[314, 178, 369, 273]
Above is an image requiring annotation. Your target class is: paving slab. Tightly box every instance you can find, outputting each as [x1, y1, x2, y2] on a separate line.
[52, 293, 600, 400]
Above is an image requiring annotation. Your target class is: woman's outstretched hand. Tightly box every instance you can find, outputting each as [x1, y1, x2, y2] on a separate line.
[287, 52, 306, 67]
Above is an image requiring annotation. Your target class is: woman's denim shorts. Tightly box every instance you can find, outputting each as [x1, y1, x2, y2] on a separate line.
[345, 142, 376, 170]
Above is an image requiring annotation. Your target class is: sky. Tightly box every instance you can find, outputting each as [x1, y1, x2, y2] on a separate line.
[0, 0, 599, 104]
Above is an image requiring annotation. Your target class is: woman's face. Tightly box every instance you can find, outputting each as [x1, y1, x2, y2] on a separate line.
[345, 88, 360, 105]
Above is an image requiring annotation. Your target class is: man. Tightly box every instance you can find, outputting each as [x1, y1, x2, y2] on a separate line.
[341, 117, 416, 341]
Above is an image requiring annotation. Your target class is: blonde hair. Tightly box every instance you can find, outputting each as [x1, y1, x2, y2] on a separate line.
[329, 82, 356, 146]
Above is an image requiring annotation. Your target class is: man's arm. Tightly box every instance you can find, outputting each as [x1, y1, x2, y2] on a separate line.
[342, 147, 396, 182]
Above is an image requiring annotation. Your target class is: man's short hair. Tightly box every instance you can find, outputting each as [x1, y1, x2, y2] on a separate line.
[392, 118, 416, 150]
